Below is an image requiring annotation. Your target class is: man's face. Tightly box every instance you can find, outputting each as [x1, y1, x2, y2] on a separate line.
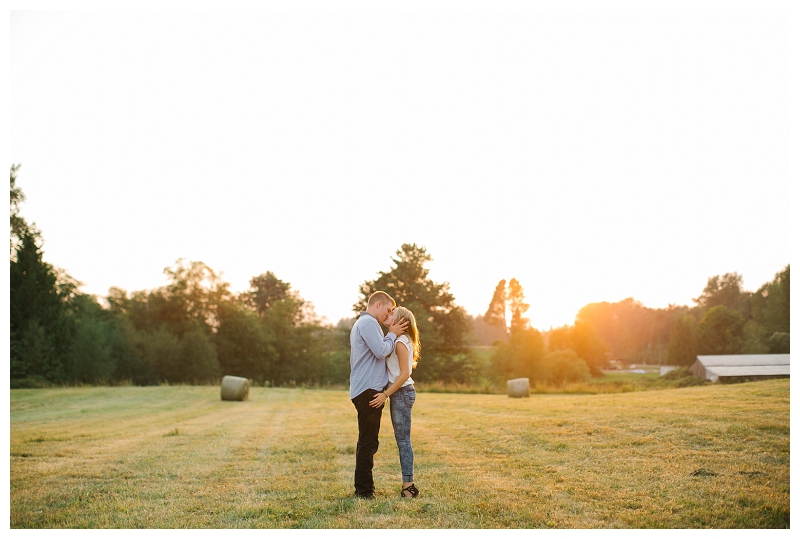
[377, 302, 394, 324]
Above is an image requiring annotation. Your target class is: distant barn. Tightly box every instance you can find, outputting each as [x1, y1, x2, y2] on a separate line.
[690, 354, 790, 383]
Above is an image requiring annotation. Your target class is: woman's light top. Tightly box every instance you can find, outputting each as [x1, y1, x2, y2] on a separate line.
[387, 334, 414, 387]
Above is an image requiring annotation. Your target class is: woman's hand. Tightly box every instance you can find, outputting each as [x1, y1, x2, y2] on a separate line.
[369, 391, 388, 408]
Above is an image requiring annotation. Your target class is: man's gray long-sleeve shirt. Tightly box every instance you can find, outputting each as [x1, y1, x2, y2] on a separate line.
[349, 312, 397, 399]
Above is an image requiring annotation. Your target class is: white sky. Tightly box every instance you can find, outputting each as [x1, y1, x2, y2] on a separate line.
[9, 4, 793, 330]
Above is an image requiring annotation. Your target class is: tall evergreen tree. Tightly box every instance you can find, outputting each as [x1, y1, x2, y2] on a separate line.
[10, 163, 28, 257]
[484, 279, 507, 330]
[10, 223, 70, 381]
[507, 278, 529, 335]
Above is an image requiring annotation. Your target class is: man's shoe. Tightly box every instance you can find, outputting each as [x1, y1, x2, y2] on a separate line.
[354, 490, 375, 499]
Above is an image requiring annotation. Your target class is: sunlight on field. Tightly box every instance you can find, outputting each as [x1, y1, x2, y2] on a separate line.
[10, 381, 789, 528]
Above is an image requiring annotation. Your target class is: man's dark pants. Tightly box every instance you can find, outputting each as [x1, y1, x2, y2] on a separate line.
[352, 388, 384, 497]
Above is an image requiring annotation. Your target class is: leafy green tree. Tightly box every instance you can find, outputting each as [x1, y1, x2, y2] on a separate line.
[547, 322, 608, 375]
[742, 320, 770, 354]
[108, 259, 231, 342]
[178, 324, 221, 382]
[317, 319, 354, 385]
[231, 269, 325, 385]
[109, 287, 180, 336]
[112, 261, 326, 385]
[547, 325, 572, 352]
[162, 259, 231, 334]
[215, 302, 277, 384]
[576, 298, 685, 365]
[694, 273, 745, 313]
[696, 305, 745, 355]
[354, 244, 471, 382]
[667, 315, 699, 366]
[492, 328, 591, 384]
[242, 271, 290, 316]
[106, 287, 193, 382]
[761, 265, 789, 335]
[568, 320, 608, 374]
[70, 315, 115, 384]
[131, 326, 182, 383]
[767, 332, 790, 354]
[108, 317, 153, 385]
[66, 294, 129, 384]
[103, 288, 157, 383]
[260, 293, 321, 384]
[108, 261, 232, 382]
[491, 327, 546, 382]
[543, 349, 590, 383]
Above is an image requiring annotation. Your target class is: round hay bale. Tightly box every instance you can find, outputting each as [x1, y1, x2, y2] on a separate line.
[507, 377, 530, 398]
[220, 375, 250, 401]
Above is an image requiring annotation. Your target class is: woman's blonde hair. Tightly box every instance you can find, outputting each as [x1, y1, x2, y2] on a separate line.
[393, 306, 420, 368]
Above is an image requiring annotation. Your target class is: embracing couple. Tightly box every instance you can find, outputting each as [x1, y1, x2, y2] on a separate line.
[349, 291, 420, 499]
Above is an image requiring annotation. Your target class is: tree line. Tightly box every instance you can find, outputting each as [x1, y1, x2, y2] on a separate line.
[10, 166, 474, 387]
[568, 268, 790, 368]
[11, 166, 327, 386]
[666, 269, 789, 364]
[467, 264, 789, 386]
[9, 165, 790, 388]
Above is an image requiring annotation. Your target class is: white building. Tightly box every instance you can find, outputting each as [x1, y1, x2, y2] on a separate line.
[689, 354, 790, 383]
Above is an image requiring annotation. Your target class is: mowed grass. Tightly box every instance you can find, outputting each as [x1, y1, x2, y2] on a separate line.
[10, 380, 789, 528]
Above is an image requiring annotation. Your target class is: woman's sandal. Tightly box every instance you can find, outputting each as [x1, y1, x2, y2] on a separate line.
[401, 484, 419, 498]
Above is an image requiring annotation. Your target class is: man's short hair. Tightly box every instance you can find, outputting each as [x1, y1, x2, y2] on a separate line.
[368, 291, 396, 308]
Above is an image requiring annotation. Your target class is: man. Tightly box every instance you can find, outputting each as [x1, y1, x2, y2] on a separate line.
[350, 291, 408, 499]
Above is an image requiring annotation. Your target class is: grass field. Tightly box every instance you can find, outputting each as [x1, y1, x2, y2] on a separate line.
[10, 380, 789, 528]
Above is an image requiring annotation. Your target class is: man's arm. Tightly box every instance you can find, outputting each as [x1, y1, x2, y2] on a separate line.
[359, 318, 397, 359]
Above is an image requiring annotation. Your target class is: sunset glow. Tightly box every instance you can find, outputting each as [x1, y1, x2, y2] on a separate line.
[10, 8, 790, 330]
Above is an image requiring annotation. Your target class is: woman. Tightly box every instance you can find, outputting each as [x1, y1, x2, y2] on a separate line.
[368, 306, 420, 498]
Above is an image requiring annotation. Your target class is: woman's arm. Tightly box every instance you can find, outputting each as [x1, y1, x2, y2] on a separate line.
[369, 341, 412, 408]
